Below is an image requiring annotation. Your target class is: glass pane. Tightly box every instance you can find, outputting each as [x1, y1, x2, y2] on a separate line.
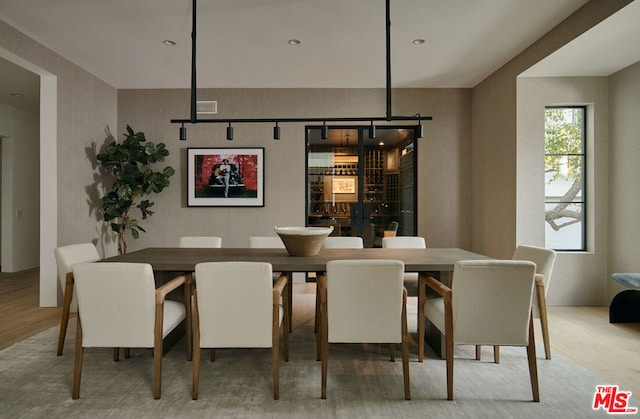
[544, 155, 583, 203]
[545, 203, 584, 250]
[544, 107, 584, 154]
[306, 126, 416, 247]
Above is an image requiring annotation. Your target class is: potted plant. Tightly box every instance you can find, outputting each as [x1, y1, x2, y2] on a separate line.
[97, 125, 175, 254]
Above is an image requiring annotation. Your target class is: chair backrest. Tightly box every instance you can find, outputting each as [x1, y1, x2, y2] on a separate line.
[53, 243, 101, 311]
[72, 262, 157, 348]
[179, 236, 222, 248]
[249, 236, 285, 249]
[381, 236, 426, 249]
[451, 260, 536, 346]
[325, 259, 404, 343]
[512, 245, 556, 291]
[195, 262, 274, 348]
[323, 236, 364, 249]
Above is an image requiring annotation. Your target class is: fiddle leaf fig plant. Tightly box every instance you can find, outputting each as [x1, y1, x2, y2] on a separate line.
[97, 125, 175, 254]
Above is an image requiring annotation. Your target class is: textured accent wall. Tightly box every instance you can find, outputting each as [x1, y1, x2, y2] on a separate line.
[116, 87, 472, 250]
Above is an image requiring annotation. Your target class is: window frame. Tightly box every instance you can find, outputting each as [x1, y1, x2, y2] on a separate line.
[544, 105, 587, 252]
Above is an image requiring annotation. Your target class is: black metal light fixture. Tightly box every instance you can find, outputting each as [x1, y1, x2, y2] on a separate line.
[369, 121, 376, 139]
[226, 122, 233, 140]
[415, 114, 424, 138]
[273, 122, 280, 140]
[171, 0, 432, 139]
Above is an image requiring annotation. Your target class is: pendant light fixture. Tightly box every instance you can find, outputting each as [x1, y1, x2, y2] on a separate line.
[171, 0, 432, 140]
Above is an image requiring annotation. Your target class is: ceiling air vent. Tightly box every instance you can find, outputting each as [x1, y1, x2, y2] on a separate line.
[196, 101, 217, 114]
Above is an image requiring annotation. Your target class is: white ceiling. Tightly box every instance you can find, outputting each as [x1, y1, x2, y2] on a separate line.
[0, 0, 638, 114]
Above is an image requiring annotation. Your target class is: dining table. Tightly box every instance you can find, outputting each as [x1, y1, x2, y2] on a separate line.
[103, 246, 492, 358]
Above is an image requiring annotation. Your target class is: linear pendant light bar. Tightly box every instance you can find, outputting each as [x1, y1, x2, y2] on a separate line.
[171, 0, 432, 138]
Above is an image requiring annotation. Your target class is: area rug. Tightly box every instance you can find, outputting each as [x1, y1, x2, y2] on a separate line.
[0, 290, 635, 418]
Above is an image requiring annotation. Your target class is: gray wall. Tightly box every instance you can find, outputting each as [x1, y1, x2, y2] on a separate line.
[608, 61, 640, 301]
[516, 76, 609, 306]
[0, 0, 637, 307]
[116, 88, 472, 250]
[0, 19, 118, 306]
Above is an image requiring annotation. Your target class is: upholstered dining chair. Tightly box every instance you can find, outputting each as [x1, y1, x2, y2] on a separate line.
[249, 235, 291, 332]
[418, 260, 539, 401]
[382, 236, 427, 296]
[53, 243, 101, 356]
[315, 236, 364, 341]
[318, 259, 410, 400]
[192, 262, 289, 400]
[179, 236, 222, 248]
[512, 245, 556, 360]
[71, 262, 191, 399]
[477, 245, 557, 363]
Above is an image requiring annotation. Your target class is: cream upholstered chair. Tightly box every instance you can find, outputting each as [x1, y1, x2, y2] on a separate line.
[478, 245, 557, 363]
[512, 245, 556, 360]
[53, 243, 101, 356]
[71, 262, 191, 399]
[418, 260, 539, 401]
[382, 236, 427, 296]
[249, 236, 291, 332]
[192, 262, 289, 400]
[249, 236, 285, 249]
[315, 236, 364, 340]
[323, 236, 364, 249]
[318, 259, 410, 400]
[179, 236, 222, 248]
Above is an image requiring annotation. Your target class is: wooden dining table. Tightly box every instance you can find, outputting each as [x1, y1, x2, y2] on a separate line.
[104, 246, 491, 357]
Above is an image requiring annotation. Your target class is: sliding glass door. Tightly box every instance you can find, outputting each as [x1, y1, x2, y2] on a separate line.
[305, 125, 417, 247]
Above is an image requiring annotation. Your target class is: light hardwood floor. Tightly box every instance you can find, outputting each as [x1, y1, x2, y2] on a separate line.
[1, 268, 639, 398]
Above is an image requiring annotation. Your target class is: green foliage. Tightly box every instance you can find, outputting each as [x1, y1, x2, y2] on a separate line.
[97, 125, 175, 254]
[544, 108, 583, 182]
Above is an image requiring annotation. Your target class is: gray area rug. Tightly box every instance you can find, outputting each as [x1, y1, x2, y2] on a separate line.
[0, 291, 635, 418]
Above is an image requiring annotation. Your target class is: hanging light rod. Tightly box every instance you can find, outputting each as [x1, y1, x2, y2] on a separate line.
[171, 0, 432, 138]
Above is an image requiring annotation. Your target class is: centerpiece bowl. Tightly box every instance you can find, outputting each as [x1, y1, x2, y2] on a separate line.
[275, 226, 334, 256]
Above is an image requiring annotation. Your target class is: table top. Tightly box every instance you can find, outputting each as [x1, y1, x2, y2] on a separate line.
[103, 247, 491, 273]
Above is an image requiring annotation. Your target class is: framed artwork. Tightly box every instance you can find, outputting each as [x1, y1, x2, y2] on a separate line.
[332, 177, 356, 194]
[187, 147, 264, 207]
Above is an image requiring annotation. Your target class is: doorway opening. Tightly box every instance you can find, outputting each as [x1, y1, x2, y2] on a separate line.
[305, 125, 418, 247]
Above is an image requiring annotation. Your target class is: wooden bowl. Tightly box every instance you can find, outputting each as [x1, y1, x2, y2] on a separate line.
[275, 226, 334, 256]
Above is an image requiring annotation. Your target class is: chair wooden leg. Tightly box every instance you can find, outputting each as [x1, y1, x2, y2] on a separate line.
[153, 303, 164, 399]
[493, 346, 500, 364]
[192, 291, 201, 400]
[211, 349, 215, 362]
[475, 345, 481, 360]
[536, 281, 551, 359]
[272, 301, 280, 400]
[124, 348, 130, 358]
[417, 274, 426, 362]
[401, 290, 411, 400]
[113, 348, 119, 362]
[444, 299, 454, 401]
[72, 316, 83, 399]
[185, 272, 193, 361]
[389, 344, 395, 362]
[57, 277, 74, 356]
[314, 274, 321, 334]
[192, 346, 200, 400]
[287, 272, 293, 333]
[320, 297, 328, 399]
[527, 313, 540, 402]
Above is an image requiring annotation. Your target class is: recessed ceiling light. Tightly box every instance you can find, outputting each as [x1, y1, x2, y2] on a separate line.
[288, 39, 301, 45]
[163, 40, 177, 46]
[412, 38, 426, 45]
[9, 92, 24, 98]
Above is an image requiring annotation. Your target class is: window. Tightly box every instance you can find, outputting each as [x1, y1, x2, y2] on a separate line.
[544, 106, 586, 251]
